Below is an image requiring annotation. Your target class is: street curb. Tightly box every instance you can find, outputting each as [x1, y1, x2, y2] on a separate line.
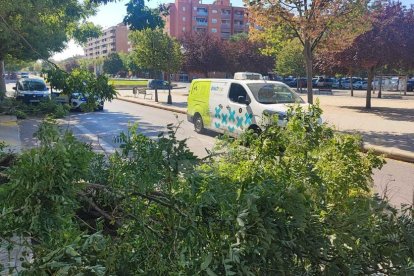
[116, 97, 186, 114]
[116, 97, 414, 163]
[362, 143, 414, 164]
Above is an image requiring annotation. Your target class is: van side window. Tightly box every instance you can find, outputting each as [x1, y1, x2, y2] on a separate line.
[229, 83, 250, 103]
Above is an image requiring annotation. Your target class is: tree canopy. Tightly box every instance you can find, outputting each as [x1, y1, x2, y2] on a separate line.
[248, 0, 369, 103]
[102, 53, 126, 76]
[129, 28, 182, 101]
[317, 1, 414, 108]
[0, 0, 101, 98]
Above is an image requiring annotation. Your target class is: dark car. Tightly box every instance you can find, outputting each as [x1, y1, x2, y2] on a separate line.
[13, 78, 50, 103]
[407, 80, 414, 92]
[292, 78, 307, 88]
[316, 77, 335, 88]
[148, 79, 172, 90]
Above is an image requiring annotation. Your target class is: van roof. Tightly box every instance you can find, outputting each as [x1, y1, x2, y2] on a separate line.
[192, 79, 286, 85]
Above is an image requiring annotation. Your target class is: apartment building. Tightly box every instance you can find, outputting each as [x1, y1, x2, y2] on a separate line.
[164, 0, 249, 40]
[83, 23, 129, 59]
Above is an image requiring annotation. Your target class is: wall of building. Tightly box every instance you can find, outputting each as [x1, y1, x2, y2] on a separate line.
[83, 23, 129, 59]
[164, 0, 249, 40]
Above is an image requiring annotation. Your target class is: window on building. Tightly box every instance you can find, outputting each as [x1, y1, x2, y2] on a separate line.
[212, 9, 217, 13]
[182, 27, 186, 32]
[211, 28, 217, 33]
[182, 16, 186, 21]
[182, 6, 186, 11]
[212, 18, 217, 23]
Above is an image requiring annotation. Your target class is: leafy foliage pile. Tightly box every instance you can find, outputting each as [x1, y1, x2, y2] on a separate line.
[45, 68, 117, 112]
[1, 106, 413, 274]
[0, 98, 70, 119]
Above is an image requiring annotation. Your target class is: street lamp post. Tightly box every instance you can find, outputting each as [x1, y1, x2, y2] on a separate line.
[166, 40, 177, 105]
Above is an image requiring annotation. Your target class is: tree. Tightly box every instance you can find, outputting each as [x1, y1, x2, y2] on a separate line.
[102, 53, 126, 76]
[181, 32, 227, 78]
[129, 28, 182, 102]
[319, 2, 414, 108]
[226, 37, 274, 75]
[123, 0, 165, 31]
[275, 39, 306, 77]
[248, 0, 368, 104]
[0, 0, 100, 99]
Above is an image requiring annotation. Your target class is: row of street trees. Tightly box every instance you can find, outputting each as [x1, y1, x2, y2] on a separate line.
[249, 0, 414, 108]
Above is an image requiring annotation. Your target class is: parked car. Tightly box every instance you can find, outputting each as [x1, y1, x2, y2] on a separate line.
[148, 79, 172, 90]
[316, 77, 334, 88]
[13, 78, 50, 103]
[342, 78, 362, 89]
[354, 80, 368, 90]
[18, 72, 30, 79]
[407, 79, 414, 91]
[286, 78, 307, 88]
[51, 91, 104, 111]
[332, 79, 341, 89]
[70, 92, 104, 111]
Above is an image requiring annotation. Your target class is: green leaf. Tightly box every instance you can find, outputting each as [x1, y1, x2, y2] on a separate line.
[201, 253, 212, 271]
[206, 268, 217, 276]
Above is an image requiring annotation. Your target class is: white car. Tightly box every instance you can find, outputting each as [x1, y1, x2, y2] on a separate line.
[51, 92, 104, 111]
[13, 78, 50, 103]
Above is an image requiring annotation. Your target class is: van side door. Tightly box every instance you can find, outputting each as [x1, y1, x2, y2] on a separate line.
[225, 83, 253, 135]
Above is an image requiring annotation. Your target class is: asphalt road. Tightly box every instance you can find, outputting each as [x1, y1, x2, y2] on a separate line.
[20, 99, 414, 207]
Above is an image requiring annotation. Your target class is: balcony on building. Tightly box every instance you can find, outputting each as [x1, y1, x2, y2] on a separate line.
[234, 20, 244, 30]
[196, 17, 208, 26]
[196, 27, 207, 33]
[221, 9, 231, 19]
[233, 11, 244, 20]
[221, 31, 231, 39]
[196, 7, 208, 16]
[221, 24, 231, 30]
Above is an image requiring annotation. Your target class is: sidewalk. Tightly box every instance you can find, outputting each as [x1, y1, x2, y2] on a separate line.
[0, 115, 21, 153]
[116, 88, 414, 163]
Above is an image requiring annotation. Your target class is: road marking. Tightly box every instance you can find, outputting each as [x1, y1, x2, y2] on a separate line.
[71, 123, 116, 154]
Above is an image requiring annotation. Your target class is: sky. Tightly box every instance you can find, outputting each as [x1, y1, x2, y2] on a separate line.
[51, 0, 412, 61]
[52, 0, 245, 60]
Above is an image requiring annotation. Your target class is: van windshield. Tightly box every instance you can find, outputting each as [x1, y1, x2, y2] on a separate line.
[247, 83, 304, 104]
[21, 80, 48, 91]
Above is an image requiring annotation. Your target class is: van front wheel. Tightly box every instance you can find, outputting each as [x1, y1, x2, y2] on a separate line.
[194, 114, 204, 134]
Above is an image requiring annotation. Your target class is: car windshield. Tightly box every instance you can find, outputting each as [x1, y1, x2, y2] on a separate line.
[21, 80, 47, 91]
[247, 83, 304, 104]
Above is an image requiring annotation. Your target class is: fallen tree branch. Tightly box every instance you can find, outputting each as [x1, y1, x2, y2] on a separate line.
[78, 191, 121, 227]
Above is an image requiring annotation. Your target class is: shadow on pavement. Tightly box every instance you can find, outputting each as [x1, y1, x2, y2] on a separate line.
[339, 106, 414, 122]
[344, 130, 414, 153]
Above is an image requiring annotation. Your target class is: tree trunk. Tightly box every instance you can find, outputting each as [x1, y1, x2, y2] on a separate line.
[350, 73, 354, 97]
[304, 40, 313, 104]
[167, 72, 172, 104]
[154, 87, 158, 102]
[366, 67, 375, 109]
[378, 75, 382, 98]
[297, 75, 300, 93]
[404, 75, 408, 96]
[0, 59, 6, 101]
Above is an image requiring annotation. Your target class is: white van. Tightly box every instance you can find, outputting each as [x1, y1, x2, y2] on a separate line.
[187, 73, 307, 135]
